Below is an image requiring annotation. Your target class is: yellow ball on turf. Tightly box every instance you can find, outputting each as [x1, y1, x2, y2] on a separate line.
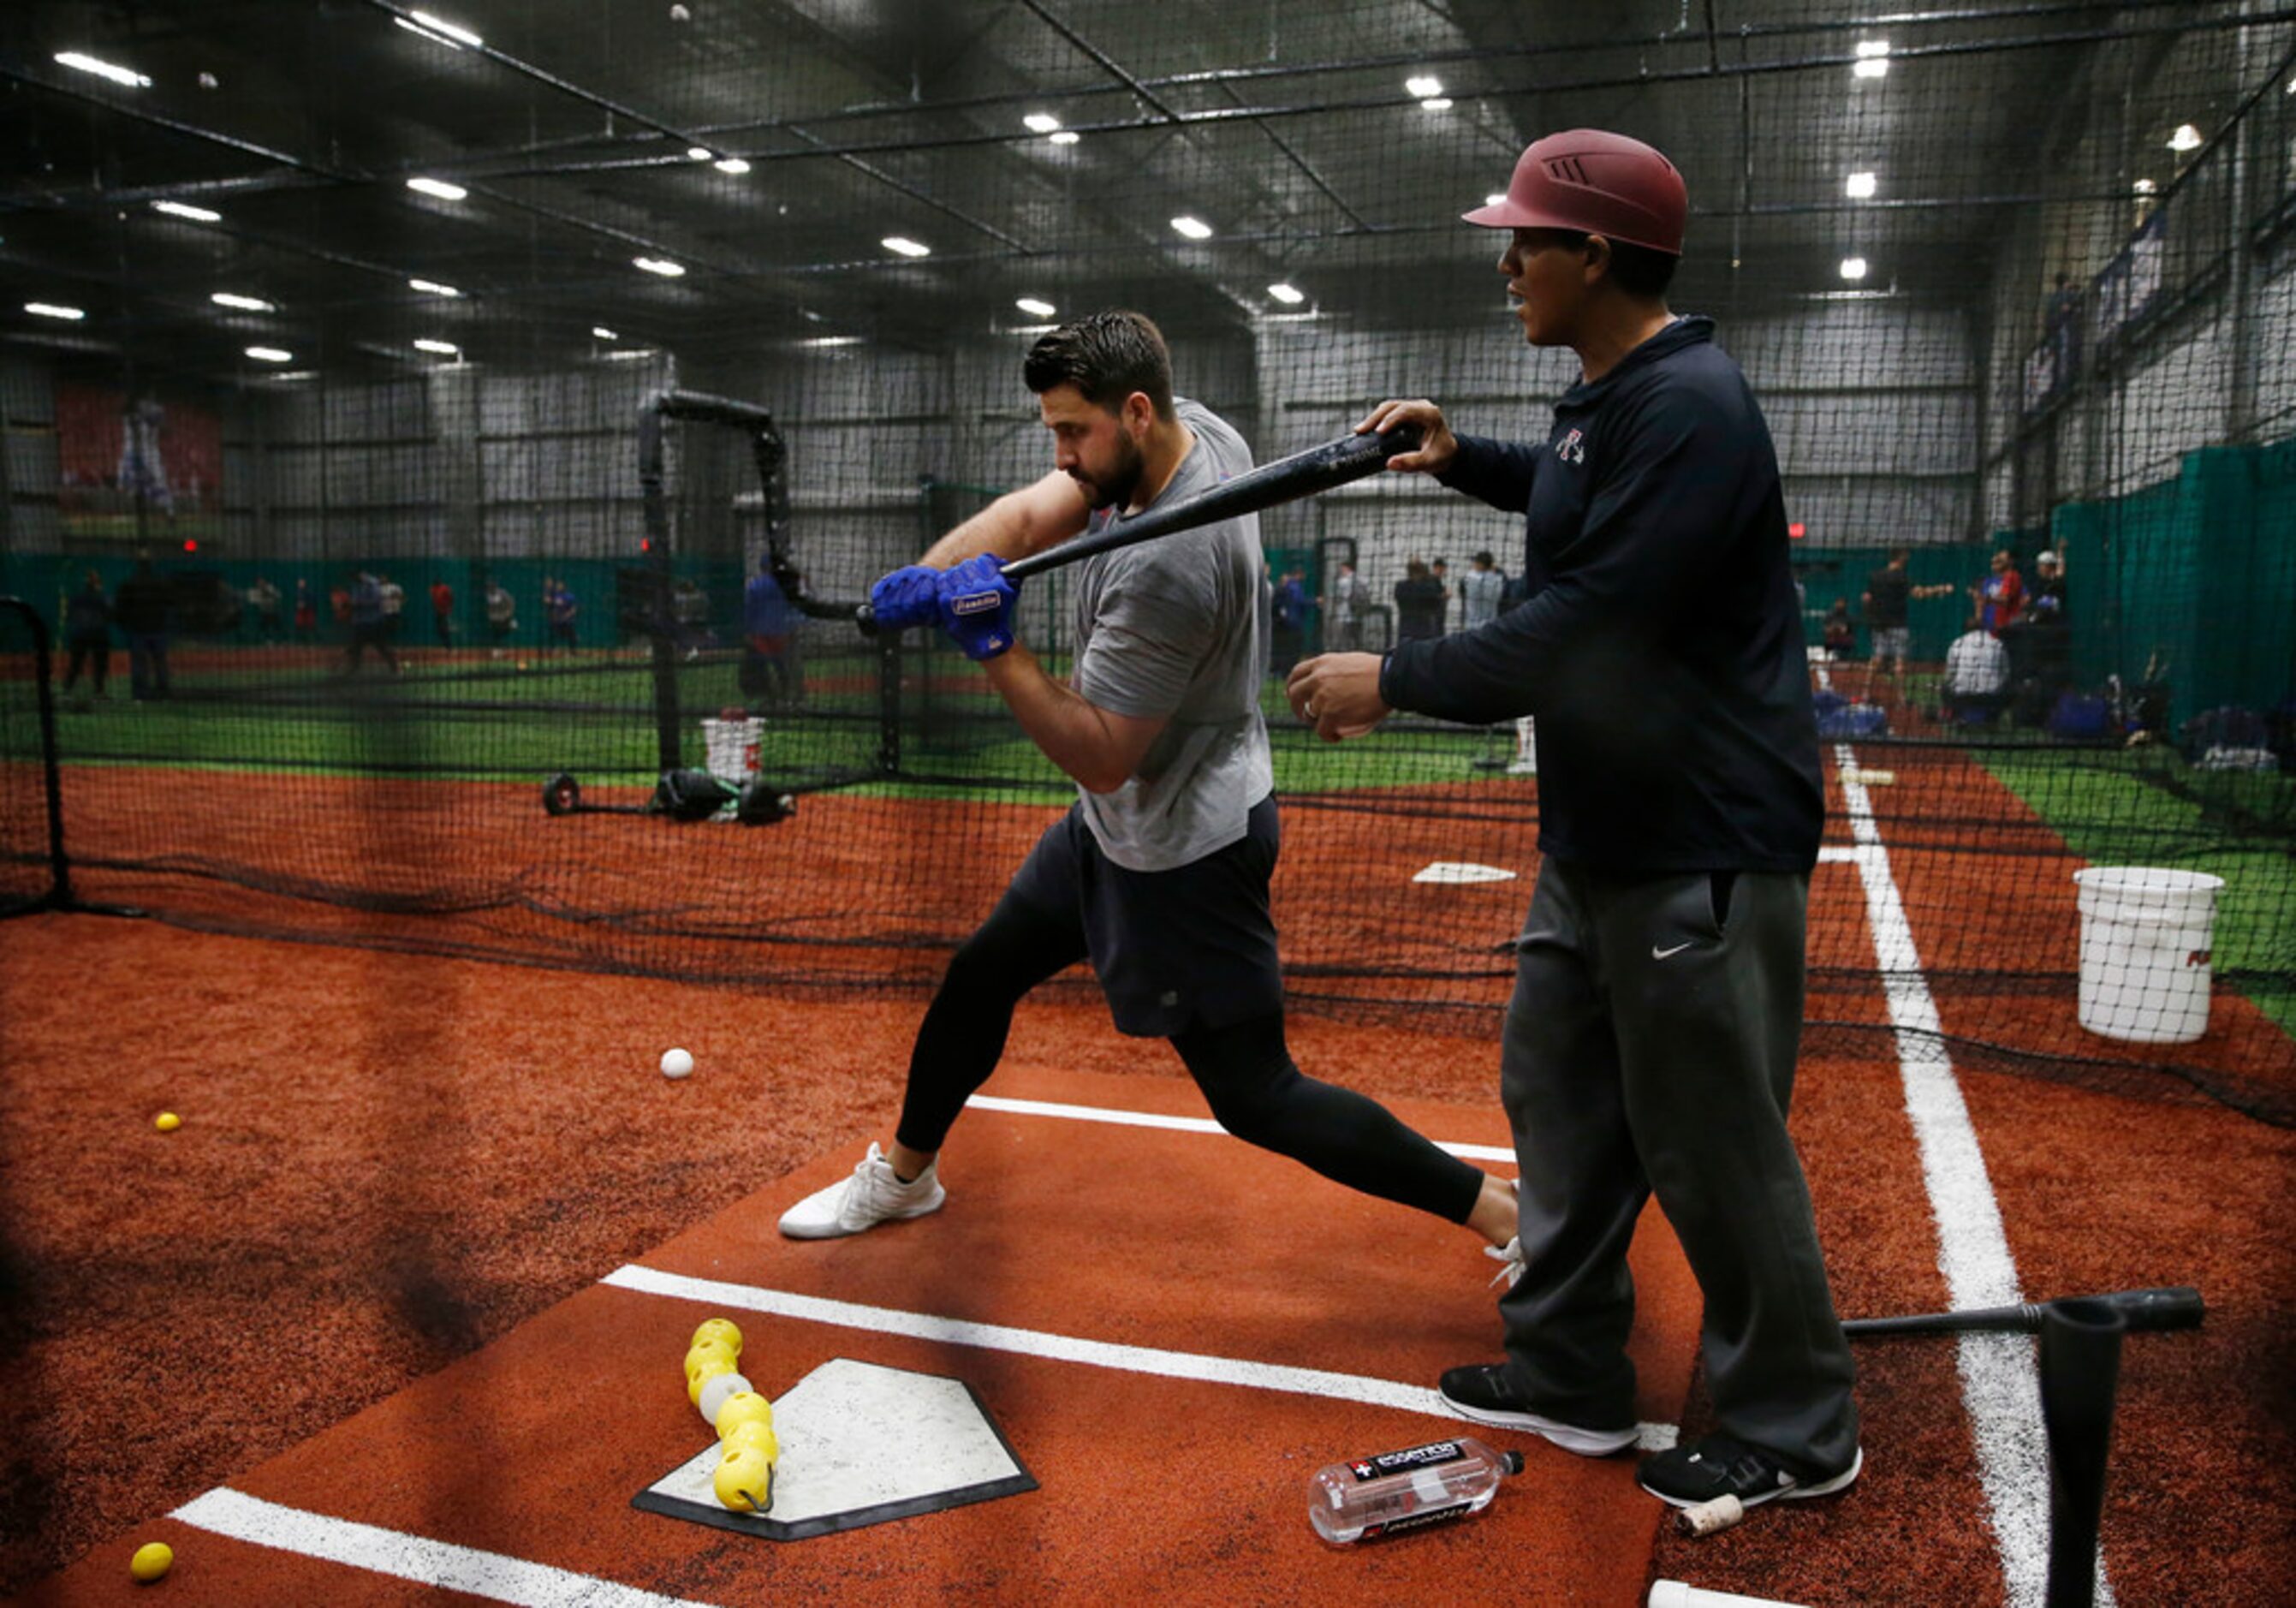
[722, 1420, 779, 1462]
[684, 1339, 739, 1382]
[130, 1541, 173, 1582]
[687, 1352, 738, 1407]
[714, 1389, 774, 1439]
[691, 1318, 742, 1357]
[154, 1113, 181, 1133]
[715, 1445, 776, 1513]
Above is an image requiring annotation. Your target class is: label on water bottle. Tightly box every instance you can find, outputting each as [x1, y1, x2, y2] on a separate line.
[1344, 1440, 1468, 1482]
[1359, 1499, 1475, 1540]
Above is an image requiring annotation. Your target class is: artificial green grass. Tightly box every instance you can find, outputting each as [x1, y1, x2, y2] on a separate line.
[1979, 749, 2295, 1038]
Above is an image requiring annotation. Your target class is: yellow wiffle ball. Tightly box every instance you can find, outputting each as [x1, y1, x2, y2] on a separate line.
[684, 1338, 739, 1379]
[715, 1445, 776, 1513]
[687, 1352, 739, 1407]
[154, 1113, 181, 1133]
[714, 1389, 775, 1440]
[691, 1318, 742, 1357]
[130, 1541, 174, 1582]
[721, 1420, 779, 1462]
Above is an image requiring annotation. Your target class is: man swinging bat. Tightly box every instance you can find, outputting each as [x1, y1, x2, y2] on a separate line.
[780, 309, 1524, 1267]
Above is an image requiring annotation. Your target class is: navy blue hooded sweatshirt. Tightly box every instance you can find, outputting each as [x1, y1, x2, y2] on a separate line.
[1378, 315, 1823, 873]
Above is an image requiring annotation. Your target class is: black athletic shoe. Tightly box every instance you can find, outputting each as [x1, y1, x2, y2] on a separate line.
[1436, 1364, 1638, 1456]
[1637, 1432, 1863, 1510]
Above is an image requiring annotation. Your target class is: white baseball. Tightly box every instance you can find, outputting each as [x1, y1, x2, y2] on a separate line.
[660, 1047, 694, 1079]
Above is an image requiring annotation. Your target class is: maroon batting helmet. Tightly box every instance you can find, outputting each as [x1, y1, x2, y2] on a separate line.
[1463, 129, 1687, 256]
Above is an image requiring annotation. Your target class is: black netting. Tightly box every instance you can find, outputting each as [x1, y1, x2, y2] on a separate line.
[1, 2, 2289, 1122]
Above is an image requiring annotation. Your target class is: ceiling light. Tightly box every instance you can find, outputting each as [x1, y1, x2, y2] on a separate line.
[1268, 283, 1306, 305]
[1048, 130, 1080, 146]
[1015, 297, 1056, 318]
[152, 200, 222, 223]
[633, 256, 687, 277]
[245, 346, 293, 364]
[1853, 40, 1889, 79]
[1420, 98, 1453, 111]
[687, 146, 714, 162]
[1405, 75, 1443, 99]
[603, 348, 658, 360]
[802, 336, 862, 348]
[1486, 193, 1508, 208]
[406, 9, 481, 47]
[1022, 113, 1062, 134]
[2167, 123, 2203, 152]
[1839, 256, 1869, 282]
[2132, 177, 2158, 196]
[713, 157, 750, 175]
[211, 292, 275, 313]
[26, 302, 86, 322]
[1845, 171, 1877, 200]
[408, 278, 461, 297]
[406, 176, 467, 201]
[395, 18, 461, 48]
[1170, 216, 1213, 241]
[592, 326, 620, 340]
[881, 236, 931, 258]
[54, 51, 150, 88]
[413, 338, 461, 355]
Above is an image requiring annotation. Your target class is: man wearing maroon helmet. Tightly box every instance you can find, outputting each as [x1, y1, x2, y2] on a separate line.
[1288, 130, 1862, 1514]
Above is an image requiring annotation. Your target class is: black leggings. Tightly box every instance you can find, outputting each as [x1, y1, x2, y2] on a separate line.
[894, 890, 1485, 1225]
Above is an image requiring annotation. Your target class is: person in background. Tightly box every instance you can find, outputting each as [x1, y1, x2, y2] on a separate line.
[1972, 549, 2024, 636]
[1327, 560, 1362, 650]
[1942, 622, 2010, 725]
[1460, 550, 1506, 633]
[1430, 556, 1455, 632]
[485, 580, 516, 652]
[1822, 598, 1855, 659]
[1394, 557, 1446, 642]
[1861, 548, 1954, 687]
[248, 574, 282, 643]
[741, 556, 802, 709]
[343, 571, 400, 676]
[545, 577, 579, 650]
[1270, 565, 1309, 675]
[293, 578, 318, 646]
[113, 551, 172, 701]
[378, 574, 406, 642]
[430, 576, 455, 649]
[60, 570, 113, 705]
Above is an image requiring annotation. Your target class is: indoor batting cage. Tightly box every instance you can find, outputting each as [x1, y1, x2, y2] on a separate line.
[1, 0, 2289, 1129]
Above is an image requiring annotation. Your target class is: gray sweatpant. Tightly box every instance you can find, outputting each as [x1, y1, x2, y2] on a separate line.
[1496, 859, 1859, 1474]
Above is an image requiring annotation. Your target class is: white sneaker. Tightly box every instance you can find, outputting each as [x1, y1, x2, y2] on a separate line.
[777, 1142, 946, 1240]
[1485, 1236, 1526, 1289]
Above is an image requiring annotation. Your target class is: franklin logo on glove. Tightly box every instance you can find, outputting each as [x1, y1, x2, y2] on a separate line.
[935, 554, 1019, 661]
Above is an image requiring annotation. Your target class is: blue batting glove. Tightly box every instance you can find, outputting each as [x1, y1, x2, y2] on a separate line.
[869, 564, 942, 631]
[937, 554, 1019, 662]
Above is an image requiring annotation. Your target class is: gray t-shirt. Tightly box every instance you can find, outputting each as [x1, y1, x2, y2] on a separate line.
[1069, 397, 1273, 872]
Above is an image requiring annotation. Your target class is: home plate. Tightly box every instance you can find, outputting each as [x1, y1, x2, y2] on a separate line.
[633, 1357, 1036, 1541]
[1412, 861, 1517, 884]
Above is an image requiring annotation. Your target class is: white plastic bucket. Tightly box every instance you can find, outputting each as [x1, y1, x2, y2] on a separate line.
[2073, 867, 2224, 1044]
[700, 717, 764, 786]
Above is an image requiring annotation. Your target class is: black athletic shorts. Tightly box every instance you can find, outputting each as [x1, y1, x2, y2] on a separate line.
[1008, 793, 1286, 1038]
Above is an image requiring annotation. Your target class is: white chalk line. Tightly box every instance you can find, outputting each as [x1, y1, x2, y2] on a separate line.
[963, 1091, 1516, 1162]
[604, 1264, 1676, 1452]
[171, 1487, 720, 1608]
[1819, 665, 2111, 1608]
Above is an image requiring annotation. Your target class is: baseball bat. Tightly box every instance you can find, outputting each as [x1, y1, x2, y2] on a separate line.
[2040, 1298, 2126, 1607]
[848, 422, 1422, 630]
[1000, 421, 1421, 581]
[1841, 1285, 2201, 1338]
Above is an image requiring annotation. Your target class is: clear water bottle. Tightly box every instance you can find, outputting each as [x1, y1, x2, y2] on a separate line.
[1308, 1437, 1525, 1544]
